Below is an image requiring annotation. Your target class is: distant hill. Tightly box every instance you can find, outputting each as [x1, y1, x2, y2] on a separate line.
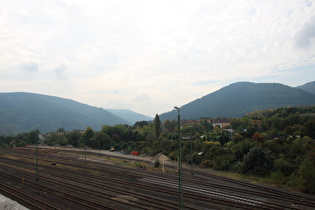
[0, 92, 129, 135]
[296, 81, 315, 94]
[106, 109, 153, 125]
[160, 82, 315, 121]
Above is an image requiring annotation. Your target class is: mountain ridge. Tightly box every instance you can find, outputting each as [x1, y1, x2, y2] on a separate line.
[0, 92, 130, 135]
[159, 81, 315, 121]
[1, 81, 315, 135]
[106, 109, 153, 125]
[296, 81, 315, 94]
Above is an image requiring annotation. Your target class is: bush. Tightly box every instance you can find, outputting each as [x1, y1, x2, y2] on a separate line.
[242, 145, 274, 176]
[298, 159, 315, 193]
[273, 157, 295, 176]
[16, 141, 26, 147]
[230, 161, 245, 173]
[270, 171, 286, 185]
[231, 139, 256, 162]
[287, 173, 300, 189]
[212, 154, 232, 171]
[233, 134, 244, 143]
[262, 140, 283, 154]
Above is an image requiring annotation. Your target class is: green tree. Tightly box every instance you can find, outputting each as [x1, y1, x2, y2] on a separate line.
[66, 131, 81, 147]
[153, 114, 162, 139]
[233, 134, 244, 143]
[251, 132, 266, 143]
[82, 127, 94, 147]
[303, 118, 315, 138]
[214, 125, 221, 135]
[45, 133, 67, 146]
[231, 139, 256, 162]
[26, 130, 39, 144]
[219, 132, 230, 146]
[163, 119, 177, 133]
[273, 156, 295, 176]
[133, 121, 149, 129]
[298, 159, 315, 193]
[56, 128, 65, 133]
[242, 145, 274, 176]
[201, 118, 213, 135]
[88, 131, 111, 149]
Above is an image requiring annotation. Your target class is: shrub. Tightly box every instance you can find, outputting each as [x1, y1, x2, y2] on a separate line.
[252, 132, 266, 143]
[16, 141, 26, 147]
[230, 161, 245, 173]
[273, 157, 295, 176]
[233, 134, 244, 143]
[262, 140, 283, 154]
[287, 173, 300, 189]
[242, 145, 274, 176]
[212, 154, 232, 171]
[231, 139, 254, 162]
[298, 159, 315, 193]
[270, 171, 286, 185]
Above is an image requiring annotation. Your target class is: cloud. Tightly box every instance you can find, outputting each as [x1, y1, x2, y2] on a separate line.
[1, 1, 315, 116]
[295, 15, 315, 49]
[192, 80, 217, 86]
[20, 61, 39, 72]
[54, 64, 67, 79]
[134, 94, 151, 102]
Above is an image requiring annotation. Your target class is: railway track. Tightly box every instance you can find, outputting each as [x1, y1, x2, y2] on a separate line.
[1, 148, 315, 209]
[187, 169, 315, 208]
[0, 154, 200, 209]
[0, 182, 61, 210]
[0, 165, 187, 210]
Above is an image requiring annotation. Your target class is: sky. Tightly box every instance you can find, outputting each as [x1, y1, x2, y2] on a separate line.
[1, 0, 315, 117]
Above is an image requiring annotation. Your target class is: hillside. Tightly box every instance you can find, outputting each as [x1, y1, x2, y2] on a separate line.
[106, 109, 153, 125]
[0, 92, 129, 135]
[160, 82, 315, 121]
[296, 81, 315, 94]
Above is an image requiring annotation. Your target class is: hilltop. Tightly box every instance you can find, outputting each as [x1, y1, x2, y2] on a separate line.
[160, 82, 315, 121]
[0, 92, 129, 135]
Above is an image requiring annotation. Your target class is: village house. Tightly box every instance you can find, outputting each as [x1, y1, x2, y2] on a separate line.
[212, 119, 230, 129]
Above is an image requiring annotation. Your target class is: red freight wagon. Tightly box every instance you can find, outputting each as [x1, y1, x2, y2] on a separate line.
[131, 151, 139, 156]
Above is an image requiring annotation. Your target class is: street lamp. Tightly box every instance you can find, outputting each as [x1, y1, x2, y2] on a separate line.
[174, 106, 183, 209]
[35, 128, 39, 181]
[190, 136, 194, 175]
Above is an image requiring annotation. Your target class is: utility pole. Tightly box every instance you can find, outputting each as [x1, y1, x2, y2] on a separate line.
[174, 106, 183, 209]
[84, 138, 86, 162]
[35, 128, 39, 181]
[99, 135, 101, 156]
[190, 136, 194, 175]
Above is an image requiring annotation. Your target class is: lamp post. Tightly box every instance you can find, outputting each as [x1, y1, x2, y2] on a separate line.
[35, 128, 39, 181]
[190, 136, 194, 175]
[174, 106, 183, 209]
[99, 135, 101, 156]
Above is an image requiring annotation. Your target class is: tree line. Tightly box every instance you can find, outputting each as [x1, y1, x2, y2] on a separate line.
[1, 107, 315, 194]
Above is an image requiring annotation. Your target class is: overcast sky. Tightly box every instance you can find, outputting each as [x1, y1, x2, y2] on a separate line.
[1, 0, 315, 117]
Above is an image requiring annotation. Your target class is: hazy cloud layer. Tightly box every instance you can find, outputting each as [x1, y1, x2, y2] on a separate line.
[20, 61, 39, 72]
[295, 15, 315, 49]
[0, 0, 315, 117]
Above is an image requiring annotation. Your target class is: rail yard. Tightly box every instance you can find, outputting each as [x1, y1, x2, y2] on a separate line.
[0, 147, 315, 210]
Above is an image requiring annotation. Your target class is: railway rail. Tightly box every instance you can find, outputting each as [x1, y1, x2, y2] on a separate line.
[0, 182, 61, 210]
[1, 147, 315, 209]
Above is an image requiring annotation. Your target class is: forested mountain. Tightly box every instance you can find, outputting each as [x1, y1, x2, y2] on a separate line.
[296, 81, 315, 94]
[107, 109, 153, 125]
[2, 81, 315, 135]
[0, 92, 129, 135]
[160, 82, 315, 121]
